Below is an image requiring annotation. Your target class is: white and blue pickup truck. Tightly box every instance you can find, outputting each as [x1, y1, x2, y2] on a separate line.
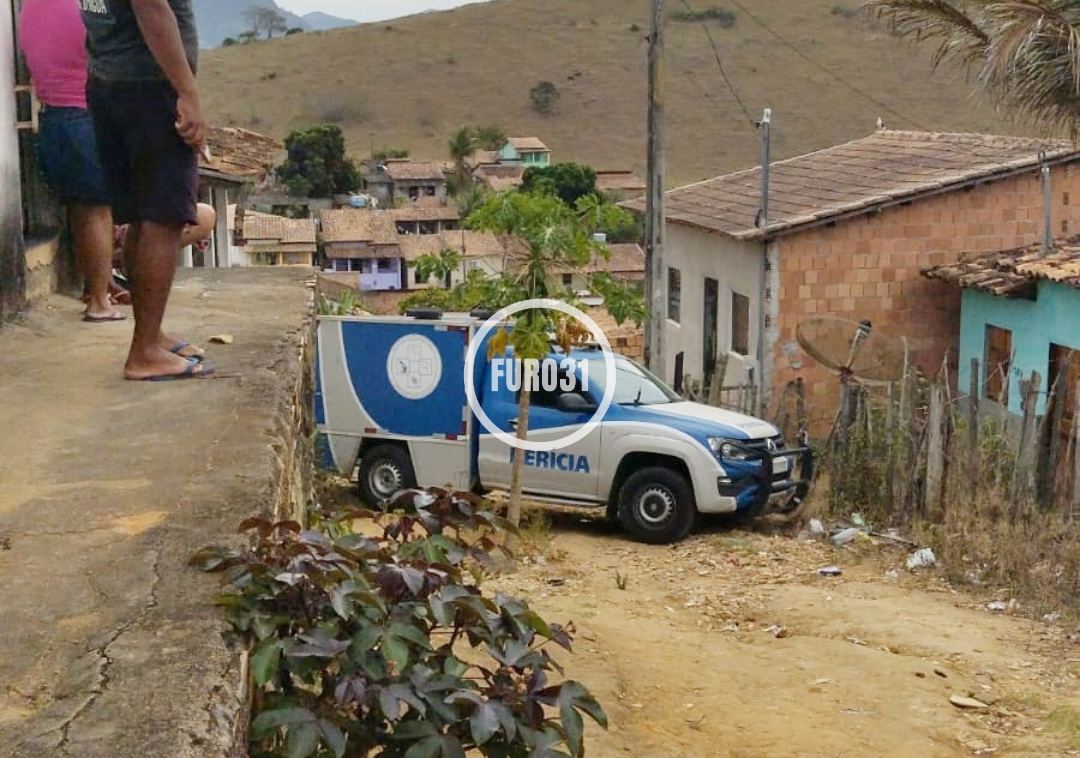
[315, 311, 812, 544]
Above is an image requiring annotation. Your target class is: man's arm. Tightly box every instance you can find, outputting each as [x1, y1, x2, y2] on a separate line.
[131, 0, 206, 150]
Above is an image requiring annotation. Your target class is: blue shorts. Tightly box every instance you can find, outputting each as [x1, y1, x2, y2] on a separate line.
[37, 106, 111, 206]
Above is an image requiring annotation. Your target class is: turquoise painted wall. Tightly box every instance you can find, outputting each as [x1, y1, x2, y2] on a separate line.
[497, 144, 551, 167]
[498, 143, 518, 162]
[958, 281, 1080, 414]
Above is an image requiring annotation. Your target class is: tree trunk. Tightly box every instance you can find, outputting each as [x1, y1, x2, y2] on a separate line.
[507, 386, 531, 541]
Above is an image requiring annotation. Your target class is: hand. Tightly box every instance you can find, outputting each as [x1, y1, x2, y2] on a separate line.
[175, 89, 207, 151]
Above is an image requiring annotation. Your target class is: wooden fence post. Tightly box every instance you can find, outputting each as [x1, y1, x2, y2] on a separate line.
[1013, 372, 1041, 511]
[1046, 377, 1067, 505]
[968, 358, 980, 482]
[925, 383, 947, 522]
[1072, 392, 1080, 520]
[707, 354, 729, 408]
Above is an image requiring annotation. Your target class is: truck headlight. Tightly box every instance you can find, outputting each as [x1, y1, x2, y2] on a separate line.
[707, 438, 753, 461]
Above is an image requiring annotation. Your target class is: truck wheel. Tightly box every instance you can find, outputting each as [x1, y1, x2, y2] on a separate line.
[358, 445, 416, 507]
[617, 467, 696, 544]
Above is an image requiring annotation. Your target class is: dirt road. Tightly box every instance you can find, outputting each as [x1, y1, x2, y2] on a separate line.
[491, 514, 1079, 757]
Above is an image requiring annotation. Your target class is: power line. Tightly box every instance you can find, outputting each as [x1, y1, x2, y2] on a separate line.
[725, 0, 929, 131]
[678, 0, 757, 128]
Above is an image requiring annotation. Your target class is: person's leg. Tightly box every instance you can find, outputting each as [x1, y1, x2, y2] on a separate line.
[69, 203, 120, 320]
[124, 220, 207, 380]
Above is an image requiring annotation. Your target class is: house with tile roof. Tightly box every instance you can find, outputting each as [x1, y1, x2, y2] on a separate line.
[624, 129, 1080, 429]
[547, 243, 646, 293]
[924, 240, 1080, 421]
[498, 137, 552, 168]
[234, 212, 317, 267]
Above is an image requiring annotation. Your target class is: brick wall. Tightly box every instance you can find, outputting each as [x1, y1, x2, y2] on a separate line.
[772, 164, 1080, 432]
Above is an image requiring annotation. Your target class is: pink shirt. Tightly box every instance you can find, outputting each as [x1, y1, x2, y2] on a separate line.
[19, 0, 89, 109]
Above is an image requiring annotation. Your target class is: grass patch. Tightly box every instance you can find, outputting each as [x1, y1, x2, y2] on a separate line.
[671, 6, 737, 27]
[519, 507, 553, 552]
[1048, 705, 1080, 748]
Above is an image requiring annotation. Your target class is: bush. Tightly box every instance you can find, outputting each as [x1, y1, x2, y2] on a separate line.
[529, 81, 560, 116]
[671, 6, 737, 27]
[193, 490, 606, 757]
[373, 148, 410, 162]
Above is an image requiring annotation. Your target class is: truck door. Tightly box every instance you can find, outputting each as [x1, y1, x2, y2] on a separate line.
[478, 357, 603, 503]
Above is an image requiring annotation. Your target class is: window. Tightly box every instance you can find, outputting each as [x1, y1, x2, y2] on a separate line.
[667, 267, 681, 323]
[562, 273, 573, 288]
[377, 258, 397, 273]
[985, 325, 1013, 402]
[528, 362, 580, 408]
[424, 186, 437, 197]
[415, 268, 428, 285]
[731, 292, 750, 356]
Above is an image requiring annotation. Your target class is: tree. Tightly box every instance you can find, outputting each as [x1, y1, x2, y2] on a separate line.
[285, 27, 304, 36]
[222, 37, 238, 47]
[466, 193, 607, 532]
[243, 6, 289, 40]
[866, 0, 1080, 134]
[277, 125, 360, 198]
[521, 162, 598, 207]
[447, 125, 479, 193]
[412, 247, 462, 289]
[530, 81, 561, 115]
[476, 125, 508, 150]
[575, 193, 643, 243]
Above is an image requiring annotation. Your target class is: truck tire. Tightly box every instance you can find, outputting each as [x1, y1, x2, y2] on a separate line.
[358, 444, 417, 507]
[617, 467, 696, 544]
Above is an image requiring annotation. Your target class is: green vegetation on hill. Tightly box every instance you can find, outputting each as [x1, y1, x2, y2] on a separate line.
[199, 0, 1015, 186]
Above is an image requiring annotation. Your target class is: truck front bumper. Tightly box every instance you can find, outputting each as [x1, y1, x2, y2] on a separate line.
[698, 444, 815, 516]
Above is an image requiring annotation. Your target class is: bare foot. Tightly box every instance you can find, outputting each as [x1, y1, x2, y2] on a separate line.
[158, 333, 205, 359]
[124, 348, 208, 381]
[84, 293, 123, 322]
[109, 281, 132, 306]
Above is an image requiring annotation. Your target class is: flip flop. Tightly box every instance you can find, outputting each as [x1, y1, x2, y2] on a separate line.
[169, 341, 205, 361]
[83, 312, 128, 323]
[142, 360, 215, 383]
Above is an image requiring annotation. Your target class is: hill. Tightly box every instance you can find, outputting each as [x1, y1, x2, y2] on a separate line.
[199, 0, 1017, 186]
[301, 11, 359, 31]
[193, 0, 356, 47]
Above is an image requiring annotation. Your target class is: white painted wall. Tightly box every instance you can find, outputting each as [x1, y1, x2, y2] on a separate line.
[662, 222, 765, 386]
[0, 0, 25, 311]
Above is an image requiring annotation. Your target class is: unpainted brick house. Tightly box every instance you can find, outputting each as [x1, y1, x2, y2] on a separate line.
[627, 130, 1080, 429]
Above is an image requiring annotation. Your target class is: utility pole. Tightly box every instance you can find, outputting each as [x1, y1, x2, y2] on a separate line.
[756, 108, 772, 230]
[645, 0, 667, 381]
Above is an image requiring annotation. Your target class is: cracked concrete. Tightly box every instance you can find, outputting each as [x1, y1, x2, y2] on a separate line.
[0, 270, 314, 756]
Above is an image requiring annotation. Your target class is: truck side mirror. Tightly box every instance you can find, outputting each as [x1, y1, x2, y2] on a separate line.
[556, 394, 597, 414]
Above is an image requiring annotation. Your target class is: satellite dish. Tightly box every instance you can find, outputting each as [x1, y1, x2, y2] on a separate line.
[796, 317, 908, 386]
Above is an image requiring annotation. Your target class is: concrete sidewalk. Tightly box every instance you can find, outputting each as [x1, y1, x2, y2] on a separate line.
[0, 269, 314, 757]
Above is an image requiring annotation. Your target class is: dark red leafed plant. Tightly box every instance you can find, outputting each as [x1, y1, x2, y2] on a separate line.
[191, 489, 606, 758]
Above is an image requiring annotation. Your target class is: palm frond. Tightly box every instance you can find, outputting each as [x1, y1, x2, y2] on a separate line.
[864, 0, 992, 68]
[981, 1, 1080, 134]
[866, 0, 1080, 135]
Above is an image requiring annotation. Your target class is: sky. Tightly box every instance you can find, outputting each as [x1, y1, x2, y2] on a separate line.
[277, 0, 489, 22]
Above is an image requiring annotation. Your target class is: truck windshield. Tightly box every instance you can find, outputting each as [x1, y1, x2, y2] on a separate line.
[584, 357, 680, 406]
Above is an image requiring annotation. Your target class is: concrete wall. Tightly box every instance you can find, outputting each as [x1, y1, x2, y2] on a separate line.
[662, 222, 764, 387]
[0, 0, 25, 320]
[958, 282, 1080, 415]
[772, 165, 1080, 429]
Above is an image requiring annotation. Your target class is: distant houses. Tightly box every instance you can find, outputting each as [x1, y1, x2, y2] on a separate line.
[498, 137, 552, 168]
[624, 129, 1080, 424]
[233, 212, 317, 267]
